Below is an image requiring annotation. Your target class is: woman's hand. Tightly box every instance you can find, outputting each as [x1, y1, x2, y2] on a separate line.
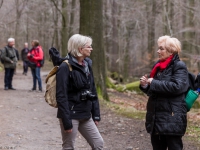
[94, 121, 99, 126]
[140, 74, 148, 86]
[147, 78, 153, 85]
[65, 129, 72, 133]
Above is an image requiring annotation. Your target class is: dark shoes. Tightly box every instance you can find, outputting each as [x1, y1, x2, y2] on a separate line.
[39, 87, 42, 92]
[4, 87, 16, 90]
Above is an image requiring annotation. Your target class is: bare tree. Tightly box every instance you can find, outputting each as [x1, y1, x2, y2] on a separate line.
[80, 0, 109, 100]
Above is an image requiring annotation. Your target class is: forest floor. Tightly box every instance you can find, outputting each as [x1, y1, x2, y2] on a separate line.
[0, 63, 200, 150]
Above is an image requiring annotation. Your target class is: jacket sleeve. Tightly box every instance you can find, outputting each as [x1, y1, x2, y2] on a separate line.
[90, 67, 101, 122]
[150, 61, 189, 95]
[139, 84, 150, 94]
[33, 47, 43, 61]
[56, 62, 73, 130]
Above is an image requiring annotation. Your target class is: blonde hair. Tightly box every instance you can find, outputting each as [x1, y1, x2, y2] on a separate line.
[68, 34, 92, 57]
[157, 35, 181, 54]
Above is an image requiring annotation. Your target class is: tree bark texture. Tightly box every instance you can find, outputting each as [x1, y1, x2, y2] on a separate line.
[79, 0, 109, 101]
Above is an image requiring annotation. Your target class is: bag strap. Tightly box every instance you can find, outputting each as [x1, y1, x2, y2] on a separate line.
[63, 60, 72, 71]
[4, 46, 8, 57]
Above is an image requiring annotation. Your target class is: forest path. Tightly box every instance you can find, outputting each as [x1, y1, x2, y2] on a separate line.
[0, 67, 199, 150]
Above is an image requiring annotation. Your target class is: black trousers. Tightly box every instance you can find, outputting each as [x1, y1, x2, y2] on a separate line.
[4, 68, 15, 88]
[151, 134, 183, 150]
[23, 61, 28, 73]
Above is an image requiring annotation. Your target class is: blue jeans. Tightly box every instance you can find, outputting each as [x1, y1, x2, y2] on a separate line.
[4, 68, 15, 88]
[31, 67, 42, 90]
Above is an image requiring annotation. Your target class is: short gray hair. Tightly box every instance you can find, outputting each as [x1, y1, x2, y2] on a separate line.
[8, 38, 15, 43]
[68, 34, 92, 57]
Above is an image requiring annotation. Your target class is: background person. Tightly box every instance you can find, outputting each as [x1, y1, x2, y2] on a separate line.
[21, 42, 29, 75]
[14, 46, 19, 75]
[27, 40, 43, 91]
[56, 34, 104, 149]
[139, 35, 189, 150]
[1, 38, 18, 90]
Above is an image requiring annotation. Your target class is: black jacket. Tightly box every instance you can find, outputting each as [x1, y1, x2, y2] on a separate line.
[21, 48, 29, 61]
[56, 54, 101, 130]
[140, 54, 189, 136]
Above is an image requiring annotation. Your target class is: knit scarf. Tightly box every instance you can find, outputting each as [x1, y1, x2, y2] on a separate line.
[150, 55, 174, 78]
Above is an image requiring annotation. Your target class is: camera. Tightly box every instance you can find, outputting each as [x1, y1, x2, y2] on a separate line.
[10, 56, 15, 59]
[81, 90, 96, 101]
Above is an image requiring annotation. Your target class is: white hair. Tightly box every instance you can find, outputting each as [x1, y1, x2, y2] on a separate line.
[68, 34, 92, 57]
[8, 38, 15, 43]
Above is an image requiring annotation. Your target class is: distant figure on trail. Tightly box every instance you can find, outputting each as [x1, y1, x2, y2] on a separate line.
[21, 42, 29, 75]
[14, 46, 19, 75]
[56, 34, 104, 149]
[139, 35, 189, 150]
[27, 40, 43, 92]
[1, 38, 18, 90]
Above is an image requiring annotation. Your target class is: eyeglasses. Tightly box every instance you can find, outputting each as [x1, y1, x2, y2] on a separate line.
[83, 45, 92, 48]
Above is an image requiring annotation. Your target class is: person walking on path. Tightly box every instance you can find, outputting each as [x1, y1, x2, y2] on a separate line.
[27, 40, 43, 92]
[1, 38, 18, 90]
[56, 34, 104, 149]
[21, 42, 29, 75]
[14, 46, 19, 75]
[139, 35, 189, 150]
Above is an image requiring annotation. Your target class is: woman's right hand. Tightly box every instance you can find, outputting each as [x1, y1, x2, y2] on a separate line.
[65, 129, 72, 133]
[140, 74, 148, 86]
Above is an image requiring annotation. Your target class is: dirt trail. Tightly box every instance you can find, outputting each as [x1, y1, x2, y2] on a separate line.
[0, 67, 199, 150]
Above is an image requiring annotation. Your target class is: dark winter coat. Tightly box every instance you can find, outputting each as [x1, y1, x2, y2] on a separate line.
[56, 54, 101, 130]
[21, 48, 29, 61]
[140, 54, 189, 136]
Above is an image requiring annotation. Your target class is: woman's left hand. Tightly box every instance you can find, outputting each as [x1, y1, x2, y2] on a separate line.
[94, 121, 99, 126]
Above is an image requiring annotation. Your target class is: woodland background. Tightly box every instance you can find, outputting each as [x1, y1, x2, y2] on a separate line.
[0, 0, 200, 99]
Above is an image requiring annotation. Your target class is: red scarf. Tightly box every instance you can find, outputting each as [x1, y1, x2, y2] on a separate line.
[150, 55, 174, 78]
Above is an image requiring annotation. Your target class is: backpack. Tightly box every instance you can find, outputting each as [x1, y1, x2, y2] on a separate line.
[37, 47, 45, 67]
[40, 55, 45, 67]
[0, 49, 2, 64]
[185, 72, 199, 111]
[172, 62, 199, 111]
[0, 47, 8, 64]
[44, 60, 72, 108]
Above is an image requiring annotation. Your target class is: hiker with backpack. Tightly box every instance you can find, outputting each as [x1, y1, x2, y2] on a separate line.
[139, 35, 189, 150]
[27, 40, 43, 92]
[56, 34, 104, 149]
[1, 38, 18, 90]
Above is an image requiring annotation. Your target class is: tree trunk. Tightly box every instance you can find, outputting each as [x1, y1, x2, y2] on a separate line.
[182, 0, 195, 69]
[79, 0, 109, 101]
[146, 0, 156, 67]
[61, 0, 68, 57]
[68, 0, 76, 38]
[110, 0, 119, 72]
[15, 0, 21, 49]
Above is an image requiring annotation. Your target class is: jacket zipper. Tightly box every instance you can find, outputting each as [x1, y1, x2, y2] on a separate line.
[71, 105, 74, 110]
[168, 100, 174, 116]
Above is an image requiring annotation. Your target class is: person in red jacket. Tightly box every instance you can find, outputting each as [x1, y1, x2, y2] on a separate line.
[27, 40, 43, 91]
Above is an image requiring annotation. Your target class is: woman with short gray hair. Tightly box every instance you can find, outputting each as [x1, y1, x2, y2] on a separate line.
[56, 34, 104, 149]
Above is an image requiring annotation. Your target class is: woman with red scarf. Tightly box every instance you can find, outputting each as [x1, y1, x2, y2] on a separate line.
[139, 36, 189, 150]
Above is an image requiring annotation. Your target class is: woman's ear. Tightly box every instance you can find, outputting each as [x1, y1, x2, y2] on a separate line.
[78, 47, 82, 53]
